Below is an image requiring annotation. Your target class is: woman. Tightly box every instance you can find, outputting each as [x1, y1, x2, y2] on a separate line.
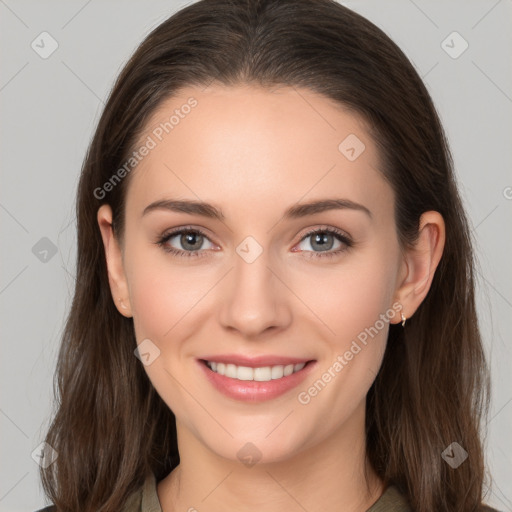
[36, 0, 499, 510]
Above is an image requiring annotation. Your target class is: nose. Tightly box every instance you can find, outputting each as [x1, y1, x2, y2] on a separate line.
[218, 249, 292, 338]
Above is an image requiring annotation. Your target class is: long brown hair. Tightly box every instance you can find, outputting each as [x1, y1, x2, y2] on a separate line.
[40, 1, 492, 510]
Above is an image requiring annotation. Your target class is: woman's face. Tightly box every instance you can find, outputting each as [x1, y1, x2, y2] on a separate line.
[103, 84, 407, 464]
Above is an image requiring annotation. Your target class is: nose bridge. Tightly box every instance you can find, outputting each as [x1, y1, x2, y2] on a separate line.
[218, 237, 290, 336]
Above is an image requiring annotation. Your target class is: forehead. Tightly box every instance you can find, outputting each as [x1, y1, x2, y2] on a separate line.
[124, 84, 391, 222]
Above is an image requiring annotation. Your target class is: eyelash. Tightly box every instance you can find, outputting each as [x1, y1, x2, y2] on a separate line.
[155, 226, 353, 260]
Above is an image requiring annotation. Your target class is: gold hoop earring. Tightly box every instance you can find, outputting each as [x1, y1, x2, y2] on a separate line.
[401, 313, 407, 327]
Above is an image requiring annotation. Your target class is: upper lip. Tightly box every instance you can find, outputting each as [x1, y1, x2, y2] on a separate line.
[199, 354, 314, 368]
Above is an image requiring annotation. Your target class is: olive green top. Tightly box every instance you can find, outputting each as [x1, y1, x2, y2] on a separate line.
[36, 474, 502, 511]
[121, 472, 412, 511]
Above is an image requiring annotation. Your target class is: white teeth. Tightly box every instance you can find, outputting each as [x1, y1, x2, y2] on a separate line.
[206, 361, 307, 381]
[237, 366, 254, 380]
[283, 364, 294, 376]
[254, 366, 272, 381]
[225, 363, 237, 378]
[271, 365, 284, 379]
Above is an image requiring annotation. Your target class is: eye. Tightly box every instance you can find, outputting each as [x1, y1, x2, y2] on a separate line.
[155, 227, 215, 258]
[294, 227, 353, 259]
[155, 225, 353, 260]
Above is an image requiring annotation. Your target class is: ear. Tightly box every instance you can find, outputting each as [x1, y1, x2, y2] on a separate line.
[97, 204, 133, 318]
[391, 211, 446, 324]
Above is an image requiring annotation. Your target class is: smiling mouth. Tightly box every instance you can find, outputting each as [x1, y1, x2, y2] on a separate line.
[201, 359, 313, 382]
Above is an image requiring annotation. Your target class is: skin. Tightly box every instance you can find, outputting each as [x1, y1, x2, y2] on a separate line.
[98, 84, 445, 512]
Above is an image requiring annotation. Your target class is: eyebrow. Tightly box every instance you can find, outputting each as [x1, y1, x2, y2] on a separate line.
[142, 197, 372, 220]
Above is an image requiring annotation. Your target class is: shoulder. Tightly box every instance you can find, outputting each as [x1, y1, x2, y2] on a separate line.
[33, 493, 142, 512]
[33, 474, 149, 512]
[367, 485, 412, 511]
[366, 485, 504, 512]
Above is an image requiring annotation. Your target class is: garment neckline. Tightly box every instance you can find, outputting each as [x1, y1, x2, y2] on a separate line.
[141, 472, 411, 512]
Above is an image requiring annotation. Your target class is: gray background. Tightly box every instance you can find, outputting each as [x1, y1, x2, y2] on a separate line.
[1, 0, 511, 510]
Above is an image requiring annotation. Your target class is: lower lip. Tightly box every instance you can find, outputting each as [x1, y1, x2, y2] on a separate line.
[197, 359, 317, 402]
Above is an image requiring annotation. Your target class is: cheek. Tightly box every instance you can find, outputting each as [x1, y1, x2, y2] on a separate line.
[129, 266, 176, 341]
[126, 249, 210, 411]
[291, 250, 398, 345]
[293, 249, 397, 404]
[126, 245, 211, 341]
[293, 265, 394, 438]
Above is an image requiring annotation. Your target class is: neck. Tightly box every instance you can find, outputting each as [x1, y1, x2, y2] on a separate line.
[157, 403, 385, 512]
